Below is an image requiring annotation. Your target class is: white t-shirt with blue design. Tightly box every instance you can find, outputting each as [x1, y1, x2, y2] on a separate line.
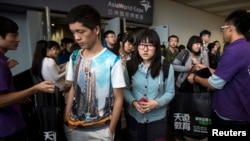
[66, 48, 125, 122]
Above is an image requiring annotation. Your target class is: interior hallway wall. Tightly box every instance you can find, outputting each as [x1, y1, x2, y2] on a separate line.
[153, 0, 224, 46]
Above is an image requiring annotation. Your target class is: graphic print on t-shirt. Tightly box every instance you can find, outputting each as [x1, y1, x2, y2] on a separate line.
[71, 54, 113, 123]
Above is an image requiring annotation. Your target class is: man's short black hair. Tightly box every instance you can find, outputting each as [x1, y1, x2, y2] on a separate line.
[199, 29, 211, 37]
[168, 35, 179, 42]
[0, 16, 18, 38]
[225, 9, 250, 36]
[61, 37, 74, 45]
[67, 4, 101, 31]
[103, 30, 115, 38]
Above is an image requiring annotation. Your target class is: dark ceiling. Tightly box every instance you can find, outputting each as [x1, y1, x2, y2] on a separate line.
[172, 0, 250, 17]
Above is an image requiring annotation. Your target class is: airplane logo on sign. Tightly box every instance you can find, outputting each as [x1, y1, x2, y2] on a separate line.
[140, 0, 151, 12]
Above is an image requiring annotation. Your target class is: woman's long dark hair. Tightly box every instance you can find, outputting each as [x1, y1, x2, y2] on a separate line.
[127, 29, 161, 79]
[30, 40, 47, 80]
[31, 40, 60, 80]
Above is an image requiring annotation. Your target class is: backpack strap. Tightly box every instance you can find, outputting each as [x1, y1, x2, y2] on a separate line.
[72, 49, 81, 92]
[72, 49, 80, 65]
[181, 50, 189, 66]
[126, 60, 134, 84]
[162, 59, 170, 81]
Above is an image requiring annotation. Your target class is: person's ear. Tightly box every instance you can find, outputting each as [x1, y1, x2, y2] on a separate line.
[94, 26, 100, 35]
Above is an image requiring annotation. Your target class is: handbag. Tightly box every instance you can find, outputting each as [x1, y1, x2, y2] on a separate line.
[179, 67, 211, 93]
[32, 75, 67, 141]
[169, 67, 212, 139]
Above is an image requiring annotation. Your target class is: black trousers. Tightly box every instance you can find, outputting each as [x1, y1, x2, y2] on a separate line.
[128, 114, 167, 141]
[0, 129, 27, 141]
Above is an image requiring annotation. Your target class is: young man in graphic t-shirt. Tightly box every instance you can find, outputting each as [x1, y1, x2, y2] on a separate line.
[64, 5, 125, 141]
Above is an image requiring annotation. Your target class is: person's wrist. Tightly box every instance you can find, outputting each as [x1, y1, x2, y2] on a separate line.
[193, 74, 197, 82]
[132, 100, 137, 107]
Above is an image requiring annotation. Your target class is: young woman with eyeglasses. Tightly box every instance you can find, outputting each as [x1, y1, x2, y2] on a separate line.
[123, 29, 175, 141]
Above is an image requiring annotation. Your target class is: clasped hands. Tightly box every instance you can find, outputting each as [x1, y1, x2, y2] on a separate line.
[133, 99, 158, 114]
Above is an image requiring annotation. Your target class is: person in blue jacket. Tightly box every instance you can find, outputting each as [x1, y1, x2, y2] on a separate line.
[123, 29, 175, 141]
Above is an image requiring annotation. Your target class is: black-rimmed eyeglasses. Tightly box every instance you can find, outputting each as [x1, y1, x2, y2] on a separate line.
[138, 44, 155, 50]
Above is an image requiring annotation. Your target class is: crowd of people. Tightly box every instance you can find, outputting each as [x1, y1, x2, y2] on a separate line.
[1, 4, 250, 141]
